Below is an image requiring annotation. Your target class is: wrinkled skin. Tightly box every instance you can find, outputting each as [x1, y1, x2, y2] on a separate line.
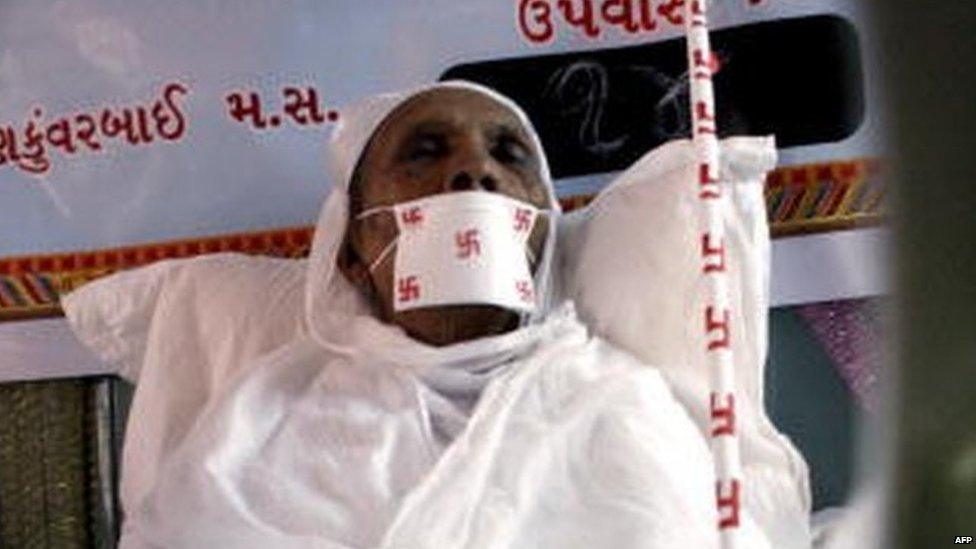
[338, 87, 550, 346]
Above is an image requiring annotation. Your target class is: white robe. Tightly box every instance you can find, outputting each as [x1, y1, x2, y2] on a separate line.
[121, 304, 771, 549]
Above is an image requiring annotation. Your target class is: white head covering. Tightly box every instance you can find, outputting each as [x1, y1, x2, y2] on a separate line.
[305, 81, 563, 367]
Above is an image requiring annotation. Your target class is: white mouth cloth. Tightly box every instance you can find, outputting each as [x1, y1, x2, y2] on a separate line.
[360, 191, 540, 313]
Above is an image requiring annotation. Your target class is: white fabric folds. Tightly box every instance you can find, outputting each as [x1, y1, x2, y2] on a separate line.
[63, 81, 810, 548]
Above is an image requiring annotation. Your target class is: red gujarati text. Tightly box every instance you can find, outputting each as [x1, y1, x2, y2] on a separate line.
[517, 0, 761, 44]
[518, 0, 682, 43]
[0, 82, 189, 177]
[226, 86, 338, 131]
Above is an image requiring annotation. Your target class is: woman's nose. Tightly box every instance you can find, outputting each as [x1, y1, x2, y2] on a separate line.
[448, 170, 498, 192]
[446, 143, 501, 192]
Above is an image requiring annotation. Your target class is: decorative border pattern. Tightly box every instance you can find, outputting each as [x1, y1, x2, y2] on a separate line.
[0, 228, 313, 321]
[766, 158, 883, 237]
[0, 158, 882, 321]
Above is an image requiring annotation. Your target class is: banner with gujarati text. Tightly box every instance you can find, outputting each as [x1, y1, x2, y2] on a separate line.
[0, 0, 884, 320]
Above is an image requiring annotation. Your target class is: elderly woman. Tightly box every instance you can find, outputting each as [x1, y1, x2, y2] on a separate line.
[65, 82, 808, 548]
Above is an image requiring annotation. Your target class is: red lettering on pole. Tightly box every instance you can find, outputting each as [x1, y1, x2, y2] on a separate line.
[699, 163, 721, 200]
[695, 101, 715, 122]
[710, 392, 736, 436]
[705, 305, 731, 351]
[716, 479, 741, 529]
[692, 47, 713, 79]
[701, 233, 726, 273]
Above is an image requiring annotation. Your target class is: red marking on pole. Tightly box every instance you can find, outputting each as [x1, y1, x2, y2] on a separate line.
[693, 48, 722, 76]
[705, 306, 731, 351]
[701, 233, 726, 273]
[710, 392, 736, 437]
[516, 280, 534, 303]
[696, 123, 716, 135]
[716, 480, 742, 529]
[699, 163, 721, 200]
[695, 101, 715, 122]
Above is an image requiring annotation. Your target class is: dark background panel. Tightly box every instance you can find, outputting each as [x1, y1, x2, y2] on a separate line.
[443, 15, 865, 179]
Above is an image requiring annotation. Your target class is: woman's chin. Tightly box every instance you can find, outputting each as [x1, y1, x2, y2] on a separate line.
[395, 305, 520, 347]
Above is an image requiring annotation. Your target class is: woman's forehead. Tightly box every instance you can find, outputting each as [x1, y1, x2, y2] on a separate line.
[380, 87, 528, 138]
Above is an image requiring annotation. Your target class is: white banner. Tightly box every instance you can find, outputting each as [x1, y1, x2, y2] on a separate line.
[0, 0, 880, 257]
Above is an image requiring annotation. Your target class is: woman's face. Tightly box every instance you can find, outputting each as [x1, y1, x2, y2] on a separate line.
[340, 87, 551, 346]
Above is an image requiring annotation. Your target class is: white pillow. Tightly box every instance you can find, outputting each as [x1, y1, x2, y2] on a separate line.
[64, 253, 305, 384]
[560, 136, 811, 547]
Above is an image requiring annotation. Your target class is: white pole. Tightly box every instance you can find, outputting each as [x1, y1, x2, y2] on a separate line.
[683, 2, 744, 548]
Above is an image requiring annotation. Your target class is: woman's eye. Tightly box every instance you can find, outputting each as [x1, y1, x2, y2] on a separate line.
[492, 137, 529, 164]
[407, 135, 446, 160]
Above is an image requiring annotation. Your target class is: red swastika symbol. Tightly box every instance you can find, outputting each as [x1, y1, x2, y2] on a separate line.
[710, 392, 736, 437]
[455, 228, 481, 259]
[701, 233, 727, 273]
[699, 163, 721, 200]
[400, 207, 423, 226]
[516, 280, 534, 303]
[690, 0, 707, 26]
[692, 48, 720, 79]
[705, 306, 731, 351]
[696, 123, 716, 135]
[716, 479, 741, 529]
[695, 101, 715, 122]
[514, 208, 533, 232]
[397, 275, 420, 303]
